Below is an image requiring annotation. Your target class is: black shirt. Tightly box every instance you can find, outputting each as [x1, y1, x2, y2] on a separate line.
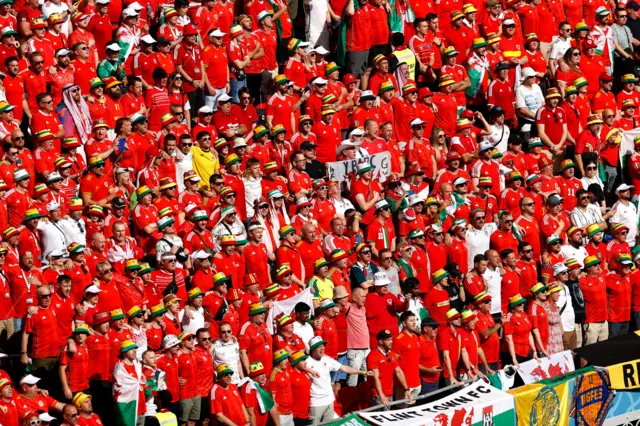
[305, 159, 326, 180]
[626, 16, 640, 42]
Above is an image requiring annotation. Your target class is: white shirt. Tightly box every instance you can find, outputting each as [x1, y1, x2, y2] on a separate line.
[293, 321, 314, 350]
[58, 217, 87, 246]
[610, 200, 638, 247]
[555, 282, 575, 332]
[306, 355, 342, 407]
[243, 176, 262, 219]
[569, 204, 603, 229]
[482, 266, 502, 315]
[488, 124, 511, 154]
[179, 306, 205, 335]
[41, 2, 71, 36]
[515, 84, 544, 131]
[175, 152, 193, 193]
[212, 338, 242, 384]
[581, 175, 604, 191]
[330, 197, 355, 217]
[379, 266, 400, 296]
[560, 244, 588, 267]
[156, 234, 185, 267]
[37, 219, 67, 263]
[466, 223, 498, 272]
[549, 36, 572, 61]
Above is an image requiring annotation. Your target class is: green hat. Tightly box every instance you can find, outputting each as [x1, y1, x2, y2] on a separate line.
[73, 325, 90, 335]
[249, 302, 267, 316]
[432, 269, 449, 284]
[290, 351, 308, 366]
[309, 336, 327, 352]
[356, 163, 374, 175]
[119, 339, 138, 353]
[314, 258, 330, 271]
[584, 255, 601, 268]
[529, 139, 544, 148]
[508, 294, 527, 309]
[236, 237, 248, 245]
[23, 208, 42, 222]
[253, 126, 269, 138]
[0, 0, 13, 6]
[224, 154, 241, 166]
[279, 225, 296, 240]
[530, 282, 548, 296]
[575, 21, 589, 31]
[139, 263, 154, 275]
[216, 364, 234, 376]
[325, 63, 340, 75]
[471, 37, 488, 49]
[188, 287, 205, 301]
[273, 349, 290, 364]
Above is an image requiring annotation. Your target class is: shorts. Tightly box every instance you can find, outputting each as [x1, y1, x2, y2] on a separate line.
[180, 395, 201, 422]
[346, 50, 369, 77]
[332, 354, 348, 383]
[199, 395, 211, 422]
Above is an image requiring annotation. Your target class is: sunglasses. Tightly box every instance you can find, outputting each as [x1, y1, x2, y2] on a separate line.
[240, 96, 251, 101]
[381, 257, 393, 261]
[550, 241, 561, 245]
[220, 330, 232, 334]
[39, 294, 51, 298]
[0, 253, 6, 258]
[621, 231, 629, 235]
[214, 182, 224, 186]
[30, 421, 41, 426]
[414, 125, 424, 129]
[586, 166, 597, 170]
[474, 215, 486, 220]
[604, 115, 615, 118]
[504, 220, 514, 224]
[102, 268, 113, 273]
[182, 143, 193, 147]
[174, 111, 184, 115]
[580, 196, 590, 200]
[199, 337, 212, 341]
[33, 60, 44, 65]
[572, 52, 581, 56]
[361, 250, 371, 255]
[523, 249, 533, 253]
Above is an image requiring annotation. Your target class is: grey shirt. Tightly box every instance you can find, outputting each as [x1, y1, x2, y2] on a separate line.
[612, 23, 634, 56]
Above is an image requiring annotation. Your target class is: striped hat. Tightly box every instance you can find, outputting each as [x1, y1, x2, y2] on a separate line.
[564, 258, 581, 270]
[325, 62, 339, 75]
[279, 225, 296, 240]
[618, 253, 634, 266]
[476, 177, 492, 188]
[271, 124, 286, 136]
[67, 242, 84, 255]
[127, 305, 144, 317]
[265, 284, 280, 296]
[277, 314, 295, 328]
[23, 208, 42, 221]
[538, 155, 553, 169]
[226, 289, 242, 302]
[322, 94, 337, 105]
[224, 154, 241, 166]
[33, 184, 49, 196]
[372, 54, 388, 67]
[461, 309, 476, 323]
[450, 218, 466, 231]
[623, 99, 637, 109]
[298, 115, 313, 125]
[191, 209, 209, 221]
[574, 77, 588, 88]
[213, 272, 230, 286]
[575, 21, 589, 31]
[402, 82, 418, 94]
[566, 226, 582, 238]
[450, 10, 464, 21]
[474, 291, 492, 305]
[565, 85, 578, 97]
[508, 294, 527, 309]
[249, 361, 265, 377]
[157, 216, 175, 230]
[472, 37, 487, 48]
[158, 207, 173, 218]
[560, 159, 576, 171]
[3, 227, 18, 240]
[125, 259, 142, 271]
[445, 308, 461, 322]
[214, 138, 231, 150]
[36, 130, 54, 142]
[219, 235, 236, 246]
[63, 137, 81, 148]
[491, 149, 503, 159]
[150, 303, 167, 317]
[586, 224, 603, 237]
[524, 33, 539, 43]
[530, 282, 548, 296]
[486, 32, 501, 44]
[163, 294, 182, 306]
[379, 81, 395, 93]
[135, 185, 153, 199]
[54, 157, 72, 169]
[314, 257, 330, 271]
[425, 197, 440, 206]
[120, 339, 137, 353]
[622, 74, 638, 83]
[584, 255, 601, 269]
[73, 325, 90, 335]
[273, 348, 289, 364]
[507, 171, 524, 182]
[526, 174, 542, 187]
[274, 74, 290, 86]
[88, 205, 104, 217]
[111, 308, 126, 321]
[244, 273, 260, 288]
[249, 302, 267, 316]
[276, 263, 292, 278]
[13, 169, 30, 182]
[432, 268, 449, 284]
[139, 263, 154, 275]
[330, 249, 349, 262]
[253, 125, 269, 138]
[546, 283, 562, 295]
[612, 223, 629, 235]
[587, 113, 604, 125]
[408, 229, 425, 239]
[188, 287, 205, 301]
[290, 351, 308, 366]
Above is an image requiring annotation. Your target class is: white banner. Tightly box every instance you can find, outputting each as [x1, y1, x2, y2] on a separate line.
[515, 350, 575, 384]
[326, 151, 392, 183]
[358, 381, 516, 426]
[619, 128, 640, 164]
[265, 288, 314, 335]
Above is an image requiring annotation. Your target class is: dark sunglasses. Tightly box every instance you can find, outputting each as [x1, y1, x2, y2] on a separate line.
[220, 330, 232, 334]
[199, 337, 212, 341]
[361, 250, 371, 255]
[38, 293, 52, 298]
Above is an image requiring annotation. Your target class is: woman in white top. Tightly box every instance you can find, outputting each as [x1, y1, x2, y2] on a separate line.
[580, 160, 604, 191]
[515, 69, 544, 141]
[487, 106, 511, 153]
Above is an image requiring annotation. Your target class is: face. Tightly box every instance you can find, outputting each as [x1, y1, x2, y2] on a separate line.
[39, 95, 54, 112]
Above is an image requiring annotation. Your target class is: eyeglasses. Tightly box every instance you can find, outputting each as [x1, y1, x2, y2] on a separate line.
[30, 421, 41, 426]
[524, 202, 535, 207]
[38, 293, 51, 298]
[174, 111, 184, 115]
[522, 249, 533, 253]
[572, 52, 581, 57]
[42, 100, 53, 105]
[182, 143, 193, 147]
[381, 257, 393, 261]
[361, 250, 371, 255]
[586, 166, 597, 171]
[133, 313, 145, 318]
[220, 330, 232, 334]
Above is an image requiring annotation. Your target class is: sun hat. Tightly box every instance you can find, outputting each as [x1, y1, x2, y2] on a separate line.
[508, 294, 527, 309]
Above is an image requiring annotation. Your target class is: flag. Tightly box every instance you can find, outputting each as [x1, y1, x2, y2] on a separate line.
[238, 378, 275, 414]
[112, 360, 142, 426]
[265, 287, 314, 334]
[508, 369, 586, 426]
[336, 2, 359, 67]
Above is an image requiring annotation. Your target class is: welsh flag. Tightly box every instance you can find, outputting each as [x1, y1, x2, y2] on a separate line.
[238, 378, 275, 414]
[113, 360, 143, 426]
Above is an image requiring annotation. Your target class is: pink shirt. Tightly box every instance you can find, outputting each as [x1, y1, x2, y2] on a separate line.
[345, 302, 370, 350]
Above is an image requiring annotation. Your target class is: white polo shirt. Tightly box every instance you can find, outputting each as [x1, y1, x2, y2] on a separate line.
[610, 200, 638, 247]
[466, 223, 498, 272]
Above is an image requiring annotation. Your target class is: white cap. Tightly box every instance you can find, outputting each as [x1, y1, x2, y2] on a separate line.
[313, 46, 330, 55]
[39, 413, 57, 422]
[46, 201, 61, 212]
[84, 284, 102, 294]
[96, 0, 110, 4]
[349, 128, 365, 137]
[410, 118, 426, 127]
[217, 94, 232, 103]
[106, 43, 121, 51]
[20, 374, 40, 385]
[297, 196, 310, 205]
[49, 249, 65, 257]
[128, 1, 144, 10]
[616, 183, 634, 194]
[191, 250, 211, 260]
[407, 194, 424, 206]
[400, 207, 416, 221]
[521, 67, 537, 81]
[122, 7, 139, 17]
[209, 28, 225, 37]
[233, 137, 247, 148]
[116, 167, 131, 175]
[453, 177, 469, 187]
[479, 141, 493, 152]
[503, 18, 515, 25]
[552, 263, 568, 277]
[374, 199, 389, 211]
[430, 223, 443, 233]
[141, 34, 156, 44]
[297, 40, 310, 48]
[373, 271, 391, 286]
[198, 105, 213, 114]
[55, 48, 70, 57]
[46, 171, 62, 183]
[311, 77, 328, 85]
[162, 334, 181, 349]
[360, 90, 375, 100]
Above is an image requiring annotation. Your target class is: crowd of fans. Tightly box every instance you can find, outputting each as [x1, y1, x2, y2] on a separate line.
[0, 0, 639, 424]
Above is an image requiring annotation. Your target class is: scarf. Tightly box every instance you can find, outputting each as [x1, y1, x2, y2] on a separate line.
[63, 85, 93, 144]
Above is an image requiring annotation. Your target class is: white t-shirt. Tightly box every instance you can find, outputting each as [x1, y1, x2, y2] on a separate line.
[293, 321, 315, 350]
[482, 266, 502, 315]
[466, 223, 498, 272]
[549, 37, 572, 61]
[212, 338, 242, 384]
[488, 124, 511, 154]
[555, 283, 575, 332]
[610, 200, 638, 247]
[560, 244, 589, 267]
[306, 355, 342, 407]
[515, 84, 544, 131]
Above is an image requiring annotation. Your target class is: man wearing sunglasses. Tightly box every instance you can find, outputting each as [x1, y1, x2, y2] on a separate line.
[540, 193, 570, 244]
[193, 328, 214, 422]
[536, 88, 568, 157]
[610, 183, 639, 249]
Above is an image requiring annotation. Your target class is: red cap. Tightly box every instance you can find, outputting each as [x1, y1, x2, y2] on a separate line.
[460, 109, 475, 119]
[343, 74, 357, 85]
[582, 38, 596, 50]
[418, 87, 433, 98]
[183, 24, 198, 36]
[94, 311, 110, 325]
[538, 155, 553, 169]
[600, 72, 614, 82]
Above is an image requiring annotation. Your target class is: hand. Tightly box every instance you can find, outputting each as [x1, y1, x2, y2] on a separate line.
[405, 390, 414, 405]
[450, 378, 461, 386]
[48, 66, 57, 76]
[193, 80, 201, 89]
[20, 354, 29, 365]
[63, 387, 73, 400]
[379, 394, 390, 407]
[444, 233, 452, 246]
[541, 254, 551, 270]
[179, 378, 187, 385]
[27, 306, 38, 315]
[0, 405, 6, 414]
[487, 367, 495, 375]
